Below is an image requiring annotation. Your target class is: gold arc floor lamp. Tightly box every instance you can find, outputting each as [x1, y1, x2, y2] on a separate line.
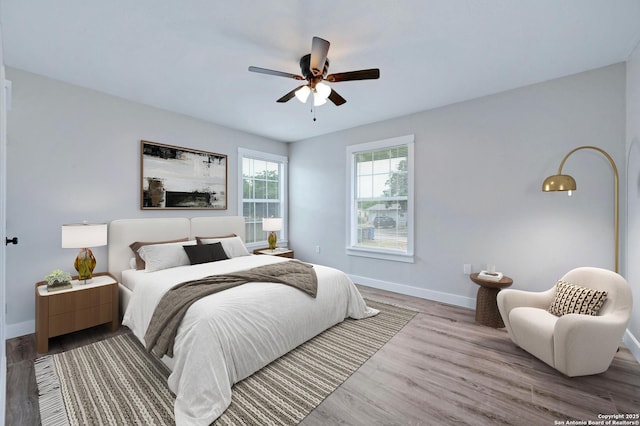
[541, 145, 619, 273]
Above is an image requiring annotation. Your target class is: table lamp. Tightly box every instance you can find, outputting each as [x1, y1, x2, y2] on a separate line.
[61, 222, 108, 283]
[262, 218, 283, 251]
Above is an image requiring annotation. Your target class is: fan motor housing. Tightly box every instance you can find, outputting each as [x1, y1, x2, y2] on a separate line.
[300, 54, 329, 80]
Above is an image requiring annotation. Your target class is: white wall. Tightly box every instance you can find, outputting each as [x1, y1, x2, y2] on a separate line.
[4, 68, 287, 337]
[290, 64, 626, 309]
[625, 42, 640, 359]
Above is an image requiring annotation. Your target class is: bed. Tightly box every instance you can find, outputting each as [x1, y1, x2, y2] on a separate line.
[108, 217, 377, 426]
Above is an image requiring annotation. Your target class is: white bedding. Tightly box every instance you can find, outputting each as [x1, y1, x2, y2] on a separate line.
[122, 254, 378, 425]
[121, 268, 146, 291]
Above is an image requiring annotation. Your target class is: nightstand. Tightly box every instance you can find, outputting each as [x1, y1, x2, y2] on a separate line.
[35, 272, 119, 353]
[253, 247, 294, 258]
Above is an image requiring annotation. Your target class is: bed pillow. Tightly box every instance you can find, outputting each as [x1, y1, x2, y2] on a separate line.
[183, 243, 229, 265]
[195, 234, 236, 244]
[129, 238, 189, 270]
[197, 235, 250, 258]
[547, 280, 608, 317]
[137, 240, 197, 272]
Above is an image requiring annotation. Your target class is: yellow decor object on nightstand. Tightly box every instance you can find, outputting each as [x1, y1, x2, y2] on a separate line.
[74, 249, 97, 280]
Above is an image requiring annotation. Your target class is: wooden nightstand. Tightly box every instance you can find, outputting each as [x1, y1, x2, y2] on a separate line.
[35, 272, 119, 353]
[253, 247, 294, 258]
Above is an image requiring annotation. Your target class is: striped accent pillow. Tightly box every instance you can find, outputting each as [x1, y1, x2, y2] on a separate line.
[548, 280, 608, 316]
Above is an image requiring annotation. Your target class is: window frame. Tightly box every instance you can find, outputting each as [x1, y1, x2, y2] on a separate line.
[238, 148, 288, 249]
[346, 135, 414, 263]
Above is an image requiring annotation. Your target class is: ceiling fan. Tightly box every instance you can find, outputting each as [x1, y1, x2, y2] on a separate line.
[248, 36, 380, 107]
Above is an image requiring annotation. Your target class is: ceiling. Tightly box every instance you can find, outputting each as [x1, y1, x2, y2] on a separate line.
[1, 1, 640, 142]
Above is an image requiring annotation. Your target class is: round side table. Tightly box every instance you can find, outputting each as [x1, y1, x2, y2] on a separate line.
[469, 272, 513, 328]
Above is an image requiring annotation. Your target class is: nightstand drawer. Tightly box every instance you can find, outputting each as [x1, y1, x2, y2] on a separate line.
[49, 303, 113, 337]
[48, 285, 113, 316]
[35, 273, 119, 353]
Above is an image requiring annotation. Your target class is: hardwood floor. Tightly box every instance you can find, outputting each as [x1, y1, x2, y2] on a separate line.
[6, 286, 640, 425]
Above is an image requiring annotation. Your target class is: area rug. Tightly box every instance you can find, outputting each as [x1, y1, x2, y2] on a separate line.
[35, 299, 416, 426]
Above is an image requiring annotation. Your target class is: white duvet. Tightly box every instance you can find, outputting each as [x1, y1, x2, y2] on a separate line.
[122, 255, 378, 425]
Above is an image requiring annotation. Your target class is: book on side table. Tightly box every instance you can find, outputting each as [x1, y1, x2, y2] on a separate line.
[478, 271, 504, 282]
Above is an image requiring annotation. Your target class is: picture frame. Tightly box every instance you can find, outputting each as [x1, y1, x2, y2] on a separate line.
[141, 140, 227, 210]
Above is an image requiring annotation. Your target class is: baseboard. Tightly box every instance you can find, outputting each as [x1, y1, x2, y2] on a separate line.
[349, 274, 476, 309]
[624, 329, 640, 363]
[6, 319, 34, 339]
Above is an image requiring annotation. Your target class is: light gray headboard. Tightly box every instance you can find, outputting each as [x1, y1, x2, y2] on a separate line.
[108, 216, 245, 281]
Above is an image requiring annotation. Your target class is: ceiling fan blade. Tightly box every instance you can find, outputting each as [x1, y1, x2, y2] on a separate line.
[325, 68, 380, 83]
[276, 85, 306, 103]
[310, 37, 330, 77]
[248, 66, 304, 80]
[328, 89, 347, 106]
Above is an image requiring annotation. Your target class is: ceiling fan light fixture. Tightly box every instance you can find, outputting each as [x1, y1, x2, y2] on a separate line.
[315, 81, 331, 100]
[313, 92, 327, 106]
[248, 36, 380, 108]
[295, 85, 311, 103]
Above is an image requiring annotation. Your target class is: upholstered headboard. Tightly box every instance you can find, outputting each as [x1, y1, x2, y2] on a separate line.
[108, 216, 246, 281]
[189, 217, 245, 242]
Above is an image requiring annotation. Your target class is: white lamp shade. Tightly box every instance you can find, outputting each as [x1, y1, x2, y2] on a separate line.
[315, 81, 331, 99]
[61, 223, 108, 248]
[262, 217, 283, 232]
[295, 85, 311, 103]
[313, 93, 327, 106]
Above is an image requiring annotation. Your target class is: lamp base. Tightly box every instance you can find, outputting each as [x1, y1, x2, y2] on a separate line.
[268, 231, 277, 250]
[74, 247, 97, 283]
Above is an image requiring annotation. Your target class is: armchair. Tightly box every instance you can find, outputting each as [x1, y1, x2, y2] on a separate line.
[497, 267, 632, 377]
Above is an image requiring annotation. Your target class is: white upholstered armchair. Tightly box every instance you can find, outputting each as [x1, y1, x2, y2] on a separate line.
[497, 267, 632, 377]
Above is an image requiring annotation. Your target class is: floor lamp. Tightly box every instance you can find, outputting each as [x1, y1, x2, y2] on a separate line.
[541, 145, 619, 273]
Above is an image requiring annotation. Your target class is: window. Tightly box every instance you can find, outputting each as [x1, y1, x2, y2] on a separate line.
[238, 148, 288, 246]
[347, 135, 414, 262]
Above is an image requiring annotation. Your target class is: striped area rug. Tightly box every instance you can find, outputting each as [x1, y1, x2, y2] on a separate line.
[35, 300, 416, 425]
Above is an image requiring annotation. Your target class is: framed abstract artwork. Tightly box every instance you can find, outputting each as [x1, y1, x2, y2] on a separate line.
[141, 140, 227, 210]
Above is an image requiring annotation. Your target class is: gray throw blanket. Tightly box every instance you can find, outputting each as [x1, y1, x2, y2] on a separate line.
[144, 260, 317, 358]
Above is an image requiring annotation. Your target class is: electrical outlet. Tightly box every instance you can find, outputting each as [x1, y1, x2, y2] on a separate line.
[463, 264, 471, 275]
[315, 245, 321, 253]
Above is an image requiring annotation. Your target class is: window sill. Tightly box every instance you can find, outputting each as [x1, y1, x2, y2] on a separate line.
[346, 247, 414, 263]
